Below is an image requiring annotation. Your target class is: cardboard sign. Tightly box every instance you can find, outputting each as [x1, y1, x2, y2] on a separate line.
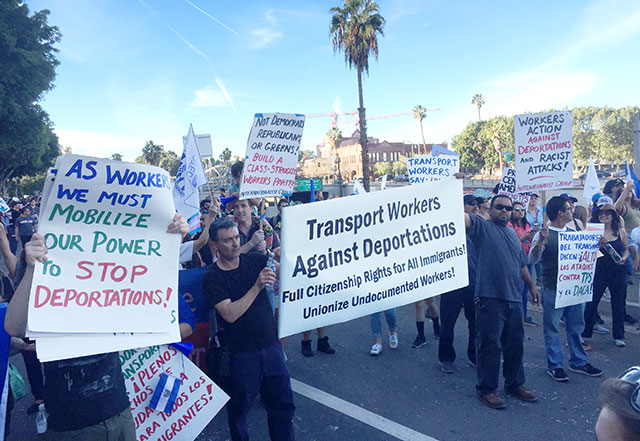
[28, 155, 180, 334]
[239, 113, 305, 199]
[407, 154, 459, 184]
[497, 167, 531, 207]
[555, 223, 603, 308]
[514, 111, 573, 193]
[120, 345, 228, 441]
[278, 180, 469, 338]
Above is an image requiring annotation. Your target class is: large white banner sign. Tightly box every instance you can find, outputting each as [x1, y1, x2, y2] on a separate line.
[121, 345, 228, 441]
[28, 155, 180, 334]
[407, 154, 459, 184]
[555, 223, 603, 308]
[239, 113, 305, 199]
[514, 111, 573, 193]
[279, 180, 469, 338]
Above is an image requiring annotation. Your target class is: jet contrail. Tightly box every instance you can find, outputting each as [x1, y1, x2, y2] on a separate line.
[216, 77, 236, 113]
[182, 0, 239, 36]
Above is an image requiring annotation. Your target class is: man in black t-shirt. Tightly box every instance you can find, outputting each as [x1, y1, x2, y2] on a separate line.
[202, 218, 295, 441]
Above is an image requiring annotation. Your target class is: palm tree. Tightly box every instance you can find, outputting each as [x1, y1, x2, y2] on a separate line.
[326, 126, 344, 190]
[330, 0, 385, 192]
[413, 104, 428, 154]
[471, 94, 485, 121]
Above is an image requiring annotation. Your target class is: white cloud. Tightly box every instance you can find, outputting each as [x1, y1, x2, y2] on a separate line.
[190, 86, 228, 108]
[250, 10, 283, 49]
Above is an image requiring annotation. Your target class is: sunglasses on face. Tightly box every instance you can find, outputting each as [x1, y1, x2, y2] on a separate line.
[465, 201, 477, 206]
[618, 367, 640, 413]
[493, 204, 513, 212]
[513, 208, 525, 212]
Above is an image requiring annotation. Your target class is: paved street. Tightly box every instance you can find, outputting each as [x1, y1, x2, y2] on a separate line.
[7, 280, 640, 441]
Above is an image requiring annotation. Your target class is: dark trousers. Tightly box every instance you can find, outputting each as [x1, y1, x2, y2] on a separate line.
[22, 346, 44, 401]
[476, 297, 525, 394]
[227, 342, 295, 441]
[583, 270, 626, 340]
[438, 285, 476, 364]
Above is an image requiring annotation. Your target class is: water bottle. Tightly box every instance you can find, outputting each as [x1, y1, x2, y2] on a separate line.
[36, 403, 47, 434]
[604, 243, 623, 263]
[264, 253, 277, 294]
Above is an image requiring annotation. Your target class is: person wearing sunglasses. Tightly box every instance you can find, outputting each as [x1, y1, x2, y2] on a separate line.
[464, 195, 540, 409]
[596, 367, 640, 441]
[529, 196, 602, 382]
[583, 196, 629, 347]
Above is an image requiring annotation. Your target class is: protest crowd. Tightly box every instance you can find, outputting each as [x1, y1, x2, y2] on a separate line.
[0, 156, 639, 441]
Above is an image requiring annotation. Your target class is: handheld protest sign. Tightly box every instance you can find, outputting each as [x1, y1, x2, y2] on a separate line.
[407, 154, 459, 184]
[555, 223, 603, 308]
[278, 179, 469, 338]
[514, 111, 573, 193]
[28, 155, 180, 334]
[497, 167, 531, 207]
[239, 113, 305, 200]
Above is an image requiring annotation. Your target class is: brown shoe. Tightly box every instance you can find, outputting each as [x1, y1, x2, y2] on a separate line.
[478, 391, 506, 409]
[506, 386, 537, 402]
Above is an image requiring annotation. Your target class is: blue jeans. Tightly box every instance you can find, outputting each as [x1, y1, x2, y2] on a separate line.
[370, 309, 397, 338]
[521, 264, 532, 317]
[541, 288, 588, 370]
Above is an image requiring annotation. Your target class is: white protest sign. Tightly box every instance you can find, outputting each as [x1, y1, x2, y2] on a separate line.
[514, 111, 573, 193]
[120, 345, 228, 441]
[28, 155, 180, 334]
[239, 113, 305, 199]
[555, 223, 603, 308]
[407, 154, 459, 184]
[497, 167, 531, 207]
[279, 180, 469, 338]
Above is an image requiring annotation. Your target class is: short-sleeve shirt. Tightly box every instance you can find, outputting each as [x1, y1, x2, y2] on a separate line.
[467, 214, 527, 302]
[17, 215, 36, 236]
[202, 253, 277, 352]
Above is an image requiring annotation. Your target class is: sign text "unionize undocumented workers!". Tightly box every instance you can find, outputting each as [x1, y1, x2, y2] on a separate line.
[278, 179, 469, 338]
[239, 113, 305, 199]
[28, 155, 180, 334]
[514, 111, 573, 193]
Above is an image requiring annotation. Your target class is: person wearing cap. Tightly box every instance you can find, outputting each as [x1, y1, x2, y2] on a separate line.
[438, 195, 478, 373]
[559, 193, 584, 230]
[595, 367, 640, 441]
[529, 196, 602, 382]
[526, 193, 544, 228]
[583, 196, 629, 347]
[603, 178, 625, 202]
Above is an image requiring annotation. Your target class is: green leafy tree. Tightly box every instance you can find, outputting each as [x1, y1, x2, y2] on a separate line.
[330, 0, 385, 192]
[452, 121, 486, 173]
[111, 153, 123, 161]
[413, 105, 428, 152]
[159, 150, 180, 176]
[326, 126, 344, 181]
[0, 1, 61, 192]
[219, 147, 232, 165]
[136, 140, 164, 166]
[392, 159, 407, 175]
[373, 161, 392, 177]
[471, 94, 485, 121]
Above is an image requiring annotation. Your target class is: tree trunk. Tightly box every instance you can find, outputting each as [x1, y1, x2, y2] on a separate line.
[357, 67, 370, 192]
[477, 107, 481, 121]
[420, 123, 428, 154]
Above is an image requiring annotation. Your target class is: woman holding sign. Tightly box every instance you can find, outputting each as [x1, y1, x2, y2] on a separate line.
[509, 202, 538, 327]
[583, 197, 629, 347]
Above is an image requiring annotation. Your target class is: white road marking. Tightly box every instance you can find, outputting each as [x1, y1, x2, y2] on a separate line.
[291, 378, 439, 441]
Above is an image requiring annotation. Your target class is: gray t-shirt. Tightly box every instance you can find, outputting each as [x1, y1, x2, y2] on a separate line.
[467, 214, 527, 302]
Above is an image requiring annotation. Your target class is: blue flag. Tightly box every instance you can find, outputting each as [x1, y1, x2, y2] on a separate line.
[625, 161, 640, 198]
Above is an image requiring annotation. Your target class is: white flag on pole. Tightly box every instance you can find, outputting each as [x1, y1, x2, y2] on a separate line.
[582, 157, 600, 203]
[173, 124, 208, 234]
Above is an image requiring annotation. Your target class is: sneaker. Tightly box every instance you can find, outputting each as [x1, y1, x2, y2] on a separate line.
[569, 363, 603, 377]
[524, 316, 539, 327]
[370, 343, 383, 355]
[411, 335, 427, 348]
[614, 339, 626, 348]
[478, 391, 506, 409]
[440, 361, 455, 374]
[506, 386, 537, 402]
[547, 368, 569, 382]
[593, 324, 609, 334]
[624, 314, 638, 325]
[389, 333, 398, 349]
[581, 341, 592, 351]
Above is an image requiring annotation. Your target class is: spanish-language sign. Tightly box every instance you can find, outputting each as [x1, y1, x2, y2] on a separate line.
[28, 154, 180, 334]
[514, 110, 573, 193]
[497, 167, 531, 206]
[120, 344, 228, 441]
[239, 113, 305, 199]
[407, 154, 459, 184]
[278, 179, 469, 338]
[555, 223, 603, 308]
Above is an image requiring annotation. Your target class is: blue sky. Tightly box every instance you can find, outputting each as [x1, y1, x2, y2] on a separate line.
[29, 0, 640, 161]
